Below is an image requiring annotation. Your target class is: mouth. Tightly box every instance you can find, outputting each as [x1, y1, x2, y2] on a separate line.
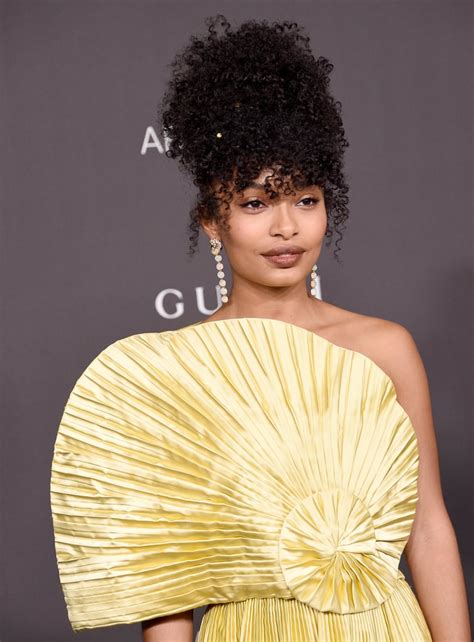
[261, 246, 305, 257]
[262, 251, 304, 257]
[261, 251, 305, 267]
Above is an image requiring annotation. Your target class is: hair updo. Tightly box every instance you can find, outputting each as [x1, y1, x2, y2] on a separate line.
[158, 14, 350, 263]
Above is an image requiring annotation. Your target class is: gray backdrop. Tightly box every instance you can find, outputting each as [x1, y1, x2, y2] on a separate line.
[1, 1, 472, 641]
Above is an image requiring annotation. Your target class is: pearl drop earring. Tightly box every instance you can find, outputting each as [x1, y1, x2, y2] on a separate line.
[209, 238, 229, 304]
[310, 263, 322, 299]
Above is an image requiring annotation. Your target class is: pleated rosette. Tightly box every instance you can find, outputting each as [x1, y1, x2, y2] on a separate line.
[50, 317, 419, 630]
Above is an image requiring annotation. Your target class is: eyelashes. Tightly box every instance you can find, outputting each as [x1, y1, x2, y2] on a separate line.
[241, 197, 320, 210]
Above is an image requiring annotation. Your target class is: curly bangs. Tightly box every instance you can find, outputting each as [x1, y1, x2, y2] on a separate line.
[158, 14, 350, 263]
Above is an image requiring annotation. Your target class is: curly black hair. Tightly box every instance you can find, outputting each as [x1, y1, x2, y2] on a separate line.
[158, 14, 350, 264]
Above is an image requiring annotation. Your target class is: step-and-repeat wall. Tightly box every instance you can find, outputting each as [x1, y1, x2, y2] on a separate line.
[2, 2, 471, 641]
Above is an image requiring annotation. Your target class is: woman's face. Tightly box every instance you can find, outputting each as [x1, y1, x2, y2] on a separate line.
[203, 168, 327, 292]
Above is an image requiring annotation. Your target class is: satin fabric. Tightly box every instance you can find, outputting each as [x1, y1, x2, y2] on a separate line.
[198, 581, 431, 642]
[50, 316, 432, 640]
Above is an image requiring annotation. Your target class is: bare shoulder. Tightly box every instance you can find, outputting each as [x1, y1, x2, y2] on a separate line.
[318, 301, 449, 534]
[318, 301, 428, 402]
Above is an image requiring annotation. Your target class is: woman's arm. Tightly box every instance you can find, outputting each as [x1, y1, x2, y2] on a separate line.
[381, 323, 471, 642]
[142, 610, 194, 642]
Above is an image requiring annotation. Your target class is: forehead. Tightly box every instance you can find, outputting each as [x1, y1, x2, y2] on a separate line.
[240, 167, 321, 192]
[211, 166, 323, 196]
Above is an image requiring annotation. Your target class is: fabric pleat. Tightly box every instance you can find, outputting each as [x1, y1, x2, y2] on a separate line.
[50, 316, 431, 640]
[198, 574, 432, 642]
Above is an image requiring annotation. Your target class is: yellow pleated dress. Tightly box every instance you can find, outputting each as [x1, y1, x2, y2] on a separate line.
[50, 317, 433, 641]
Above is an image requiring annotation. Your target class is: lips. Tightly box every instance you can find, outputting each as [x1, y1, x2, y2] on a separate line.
[261, 245, 305, 256]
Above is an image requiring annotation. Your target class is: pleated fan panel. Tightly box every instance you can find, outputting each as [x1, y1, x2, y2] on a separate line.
[50, 317, 420, 630]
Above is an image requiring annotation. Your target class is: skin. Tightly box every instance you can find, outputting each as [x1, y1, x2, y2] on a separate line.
[142, 611, 193, 642]
[143, 167, 471, 642]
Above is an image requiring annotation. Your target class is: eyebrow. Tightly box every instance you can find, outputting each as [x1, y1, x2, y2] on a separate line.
[242, 182, 319, 192]
[244, 182, 266, 190]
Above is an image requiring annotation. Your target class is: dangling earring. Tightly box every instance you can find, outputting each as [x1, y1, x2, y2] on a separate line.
[310, 263, 322, 300]
[209, 238, 229, 304]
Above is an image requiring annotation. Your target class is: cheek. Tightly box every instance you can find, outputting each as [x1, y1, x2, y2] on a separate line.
[301, 215, 327, 244]
[224, 218, 265, 250]
[314, 207, 328, 236]
[318, 216, 328, 238]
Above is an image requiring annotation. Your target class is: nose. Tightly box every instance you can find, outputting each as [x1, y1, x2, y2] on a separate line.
[269, 202, 299, 237]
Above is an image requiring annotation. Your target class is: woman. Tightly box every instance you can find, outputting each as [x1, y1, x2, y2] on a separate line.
[50, 15, 470, 642]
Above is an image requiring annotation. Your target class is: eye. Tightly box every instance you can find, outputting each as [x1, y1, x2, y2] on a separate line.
[241, 199, 265, 210]
[299, 197, 320, 207]
[240, 196, 320, 211]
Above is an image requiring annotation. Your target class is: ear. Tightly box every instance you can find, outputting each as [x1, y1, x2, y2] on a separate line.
[200, 217, 222, 241]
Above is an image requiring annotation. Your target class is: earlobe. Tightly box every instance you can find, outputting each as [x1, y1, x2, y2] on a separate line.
[200, 215, 222, 241]
[200, 221, 220, 241]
